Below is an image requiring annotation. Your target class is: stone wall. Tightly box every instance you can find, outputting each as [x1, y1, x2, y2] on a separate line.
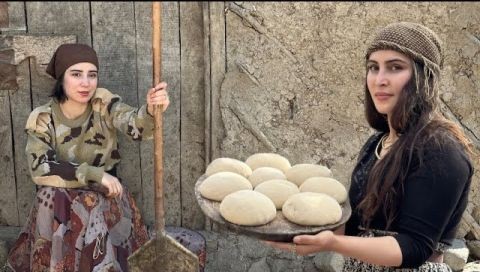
[209, 2, 480, 271]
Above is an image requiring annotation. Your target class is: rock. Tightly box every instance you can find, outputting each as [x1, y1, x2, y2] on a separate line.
[444, 239, 469, 271]
[466, 240, 480, 260]
[462, 261, 480, 272]
[0, 240, 8, 268]
[456, 215, 472, 238]
[473, 206, 480, 224]
[248, 257, 270, 272]
[313, 251, 344, 272]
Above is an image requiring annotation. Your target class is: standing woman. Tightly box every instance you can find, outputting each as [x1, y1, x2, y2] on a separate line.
[7, 43, 170, 271]
[267, 22, 474, 271]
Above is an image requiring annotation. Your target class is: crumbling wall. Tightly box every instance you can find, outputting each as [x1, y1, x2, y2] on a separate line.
[212, 2, 480, 269]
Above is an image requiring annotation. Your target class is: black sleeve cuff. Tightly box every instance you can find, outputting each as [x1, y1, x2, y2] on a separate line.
[393, 233, 433, 268]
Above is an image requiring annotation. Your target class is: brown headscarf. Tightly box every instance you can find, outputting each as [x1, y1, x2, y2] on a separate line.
[46, 43, 99, 80]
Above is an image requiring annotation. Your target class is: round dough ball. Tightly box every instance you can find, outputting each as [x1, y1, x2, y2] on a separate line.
[245, 153, 291, 173]
[248, 167, 287, 187]
[206, 158, 252, 177]
[285, 164, 332, 186]
[300, 177, 347, 204]
[199, 172, 252, 201]
[282, 192, 342, 226]
[220, 190, 277, 226]
[254, 179, 299, 209]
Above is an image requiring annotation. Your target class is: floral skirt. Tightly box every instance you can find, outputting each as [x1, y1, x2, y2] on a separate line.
[343, 257, 452, 272]
[343, 230, 451, 272]
[6, 186, 206, 272]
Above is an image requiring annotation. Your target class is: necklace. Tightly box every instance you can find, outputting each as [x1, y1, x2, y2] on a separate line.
[382, 135, 393, 150]
[375, 134, 388, 159]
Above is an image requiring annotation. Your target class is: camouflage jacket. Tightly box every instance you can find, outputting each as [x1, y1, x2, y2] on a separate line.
[25, 88, 154, 188]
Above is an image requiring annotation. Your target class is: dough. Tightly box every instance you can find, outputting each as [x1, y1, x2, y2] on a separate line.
[248, 167, 287, 187]
[206, 157, 252, 177]
[220, 190, 277, 226]
[282, 192, 342, 226]
[285, 164, 332, 186]
[254, 179, 299, 209]
[199, 172, 252, 201]
[300, 177, 347, 203]
[245, 153, 291, 173]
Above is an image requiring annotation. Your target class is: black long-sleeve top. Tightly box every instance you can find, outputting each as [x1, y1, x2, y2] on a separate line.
[345, 131, 473, 268]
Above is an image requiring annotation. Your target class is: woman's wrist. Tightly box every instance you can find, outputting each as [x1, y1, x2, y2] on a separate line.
[325, 232, 339, 252]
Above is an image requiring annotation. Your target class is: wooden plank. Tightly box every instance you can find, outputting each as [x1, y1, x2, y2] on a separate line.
[4, 2, 26, 33]
[180, 2, 206, 229]
[203, 2, 227, 231]
[91, 2, 143, 209]
[0, 92, 19, 226]
[134, 1, 154, 228]
[6, 35, 75, 226]
[136, 2, 182, 227]
[0, 2, 8, 28]
[208, 2, 226, 164]
[25, 2, 91, 44]
[0, 225, 21, 248]
[25, 2, 91, 108]
[203, 2, 211, 167]
[10, 34, 75, 108]
[10, 58, 33, 226]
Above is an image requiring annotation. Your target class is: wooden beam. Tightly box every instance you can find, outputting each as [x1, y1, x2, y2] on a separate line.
[180, 2, 205, 229]
[91, 2, 142, 208]
[202, 1, 227, 231]
[26, 2, 91, 45]
[0, 92, 19, 226]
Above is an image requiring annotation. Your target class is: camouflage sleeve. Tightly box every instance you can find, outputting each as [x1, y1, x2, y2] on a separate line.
[109, 99, 155, 141]
[25, 110, 104, 188]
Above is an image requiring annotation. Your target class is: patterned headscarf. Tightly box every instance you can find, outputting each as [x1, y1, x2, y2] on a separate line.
[366, 22, 443, 103]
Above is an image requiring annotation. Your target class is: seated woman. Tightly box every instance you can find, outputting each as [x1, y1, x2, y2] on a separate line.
[6, 43, 204, 271]
[266, 22, 474, 272]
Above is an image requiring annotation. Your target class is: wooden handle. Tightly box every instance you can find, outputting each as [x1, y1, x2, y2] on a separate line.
[152, 1, 164, 234]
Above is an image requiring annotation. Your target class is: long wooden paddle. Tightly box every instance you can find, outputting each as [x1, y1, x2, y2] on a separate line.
[152, 0, 165, 239]
[127, 3, 199, 271]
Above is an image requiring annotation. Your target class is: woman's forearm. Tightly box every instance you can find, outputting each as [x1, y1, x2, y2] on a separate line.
[329, 235, 402, 267]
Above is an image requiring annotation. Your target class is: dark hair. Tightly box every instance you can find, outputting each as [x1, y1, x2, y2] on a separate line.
[50, 72, 67, 103]
[358, 59, 473, 229]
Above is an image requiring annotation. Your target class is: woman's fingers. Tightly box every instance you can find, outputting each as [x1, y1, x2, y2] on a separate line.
[149, 94, 169, 104]
[107, 183, 114, 197]
[263, 241, 296, 251]
[147, 82, 170, 113]
[106, 179, 123, 198]
[149, 89, 169, 101]
[293, 235, 317, 245]
[153, 82, 167, 91]
[116, 180, 123, 197]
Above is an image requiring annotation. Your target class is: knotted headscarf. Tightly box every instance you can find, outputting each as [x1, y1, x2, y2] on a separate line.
[46, 43, 99, 80]
[366, 22, 443, 104]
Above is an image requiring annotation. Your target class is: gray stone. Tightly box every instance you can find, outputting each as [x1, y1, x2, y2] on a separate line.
[444, 239, 469, 272]
[313, 251, 344, 272]
[0, 240, 8, 269]
[466, 240, 480, 260]
[199, 230, 319, 272]
[473, 206, 480, 225]
[462, 261, 480, 272]
[248, 257, 270, 272]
